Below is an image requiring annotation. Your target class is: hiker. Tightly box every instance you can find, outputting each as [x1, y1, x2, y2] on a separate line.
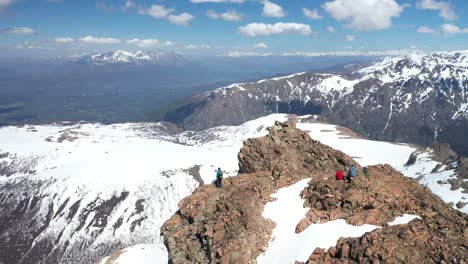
[363, 167, 370, 178]
[215, 167, 223, 188]
[346, 165, 358, 183]
[335, 169, 344, 181]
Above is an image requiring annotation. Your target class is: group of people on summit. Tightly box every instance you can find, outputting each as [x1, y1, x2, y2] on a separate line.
[214, 165, 369, 188]
[335, 165, 369, 183]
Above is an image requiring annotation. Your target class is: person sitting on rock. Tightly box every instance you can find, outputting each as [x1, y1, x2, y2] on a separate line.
[363, 167, 370, 178]
[346, 165, 358, 183]
[215, 167, 224, 188]
[335, 169, 344, 181]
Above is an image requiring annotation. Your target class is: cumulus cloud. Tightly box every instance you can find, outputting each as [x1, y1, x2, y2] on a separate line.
[326, 26, 336, 33]
[322, 0, 404, 31]
[142, 5, 175, 19]
[441, 23, 468, 34]
[262, 0, 285, 17]
[190, 0, 244, 2]
[54, 37, 75, 44]
[79, 35, 121, 44]
[239, 22, 312, 37]
[0, 27, 35, 34]
[416, 0, 457, 20]
[167, 13, 194, 26]
[303, 8, 323, 20]
[207, 10, 244, 21]
[139, 5, 195, 26]
[417, 26, 436, 34]
[253, 42, 268, 48]
[126, 38, 175, 48]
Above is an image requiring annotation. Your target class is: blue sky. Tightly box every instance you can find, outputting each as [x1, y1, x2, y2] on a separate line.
[0, 0, 467, 57]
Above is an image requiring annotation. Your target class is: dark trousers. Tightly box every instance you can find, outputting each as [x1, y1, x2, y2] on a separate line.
[216, 177, 222, 188]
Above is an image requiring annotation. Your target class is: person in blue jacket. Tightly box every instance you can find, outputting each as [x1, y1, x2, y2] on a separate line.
[346, 165, 358, 183]
[215, 168, 223, 188]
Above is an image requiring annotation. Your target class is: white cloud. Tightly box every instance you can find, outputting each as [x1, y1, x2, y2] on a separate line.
[54, 37, 75, 44]
[225, 51, 273, 57]
[253, 42, 268, 48]
[139, 5, 195, 26]
[326, 26, 336, 33]
[185, 44, 212, 49]
[262, 0, 285, 18]
[417, 26, 436, 34]
[239, 22, 312, 37]
[303, 8, 323, 20]
[121, 0, 135, 12]
[190, 0, 244, 2]
[416, 0, 457, 20]
[79, 35, 121, 44]
[14, 41, 54, 50]
[206, 10, 244, 21]
[167, 13, 194, 26]
[322, 0, 404, 31]
[0, 27, 35, 35]
[126, 38, 172, 48]
[441, 23, 468, 34]
[345, 34, 355, 41]
[281, 49, 425, 57]
[142, 5, 174, 19]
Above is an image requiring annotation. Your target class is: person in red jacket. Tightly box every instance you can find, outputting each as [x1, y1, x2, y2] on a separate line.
[335, 169, 344, 181]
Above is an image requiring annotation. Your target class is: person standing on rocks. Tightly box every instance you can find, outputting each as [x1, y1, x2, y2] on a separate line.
[215, 167, 224, 188]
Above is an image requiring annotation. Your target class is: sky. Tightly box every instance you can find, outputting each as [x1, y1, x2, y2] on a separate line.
[0, 0, 467, 57]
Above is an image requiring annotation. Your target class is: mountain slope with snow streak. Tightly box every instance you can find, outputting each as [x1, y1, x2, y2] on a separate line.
[166, 50, 468, 155]
[0, 114, 465, 264]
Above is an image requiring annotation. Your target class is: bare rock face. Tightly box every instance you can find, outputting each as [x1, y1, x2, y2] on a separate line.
[161, 122, 357, 263]
[162, 122, 468, 264]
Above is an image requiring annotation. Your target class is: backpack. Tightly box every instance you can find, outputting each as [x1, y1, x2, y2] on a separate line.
[217, 170, 223, 179]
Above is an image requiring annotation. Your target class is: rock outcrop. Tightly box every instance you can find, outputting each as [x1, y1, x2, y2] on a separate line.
[161, 122, 357, 263]
[162, 122, 468, 264]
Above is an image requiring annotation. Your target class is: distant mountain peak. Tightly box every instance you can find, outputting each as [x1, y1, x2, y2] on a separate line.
[71, 50, 185, 65]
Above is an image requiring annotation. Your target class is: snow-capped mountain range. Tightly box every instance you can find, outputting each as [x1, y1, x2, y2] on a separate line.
[0, 114, 466, 264]
[70, 50, 186, 65]
[165, 50, 468, 155]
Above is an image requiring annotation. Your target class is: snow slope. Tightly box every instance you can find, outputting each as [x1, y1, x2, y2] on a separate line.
[0, 115, 287, 263]
[0, 114, 465, 264]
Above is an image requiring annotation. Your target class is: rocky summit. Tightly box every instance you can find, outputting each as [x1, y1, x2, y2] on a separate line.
[161, 122, 468, 264]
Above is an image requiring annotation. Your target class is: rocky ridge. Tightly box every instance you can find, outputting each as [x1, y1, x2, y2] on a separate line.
[161, 122, 356, 263]
[162, 122, 468, 263]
